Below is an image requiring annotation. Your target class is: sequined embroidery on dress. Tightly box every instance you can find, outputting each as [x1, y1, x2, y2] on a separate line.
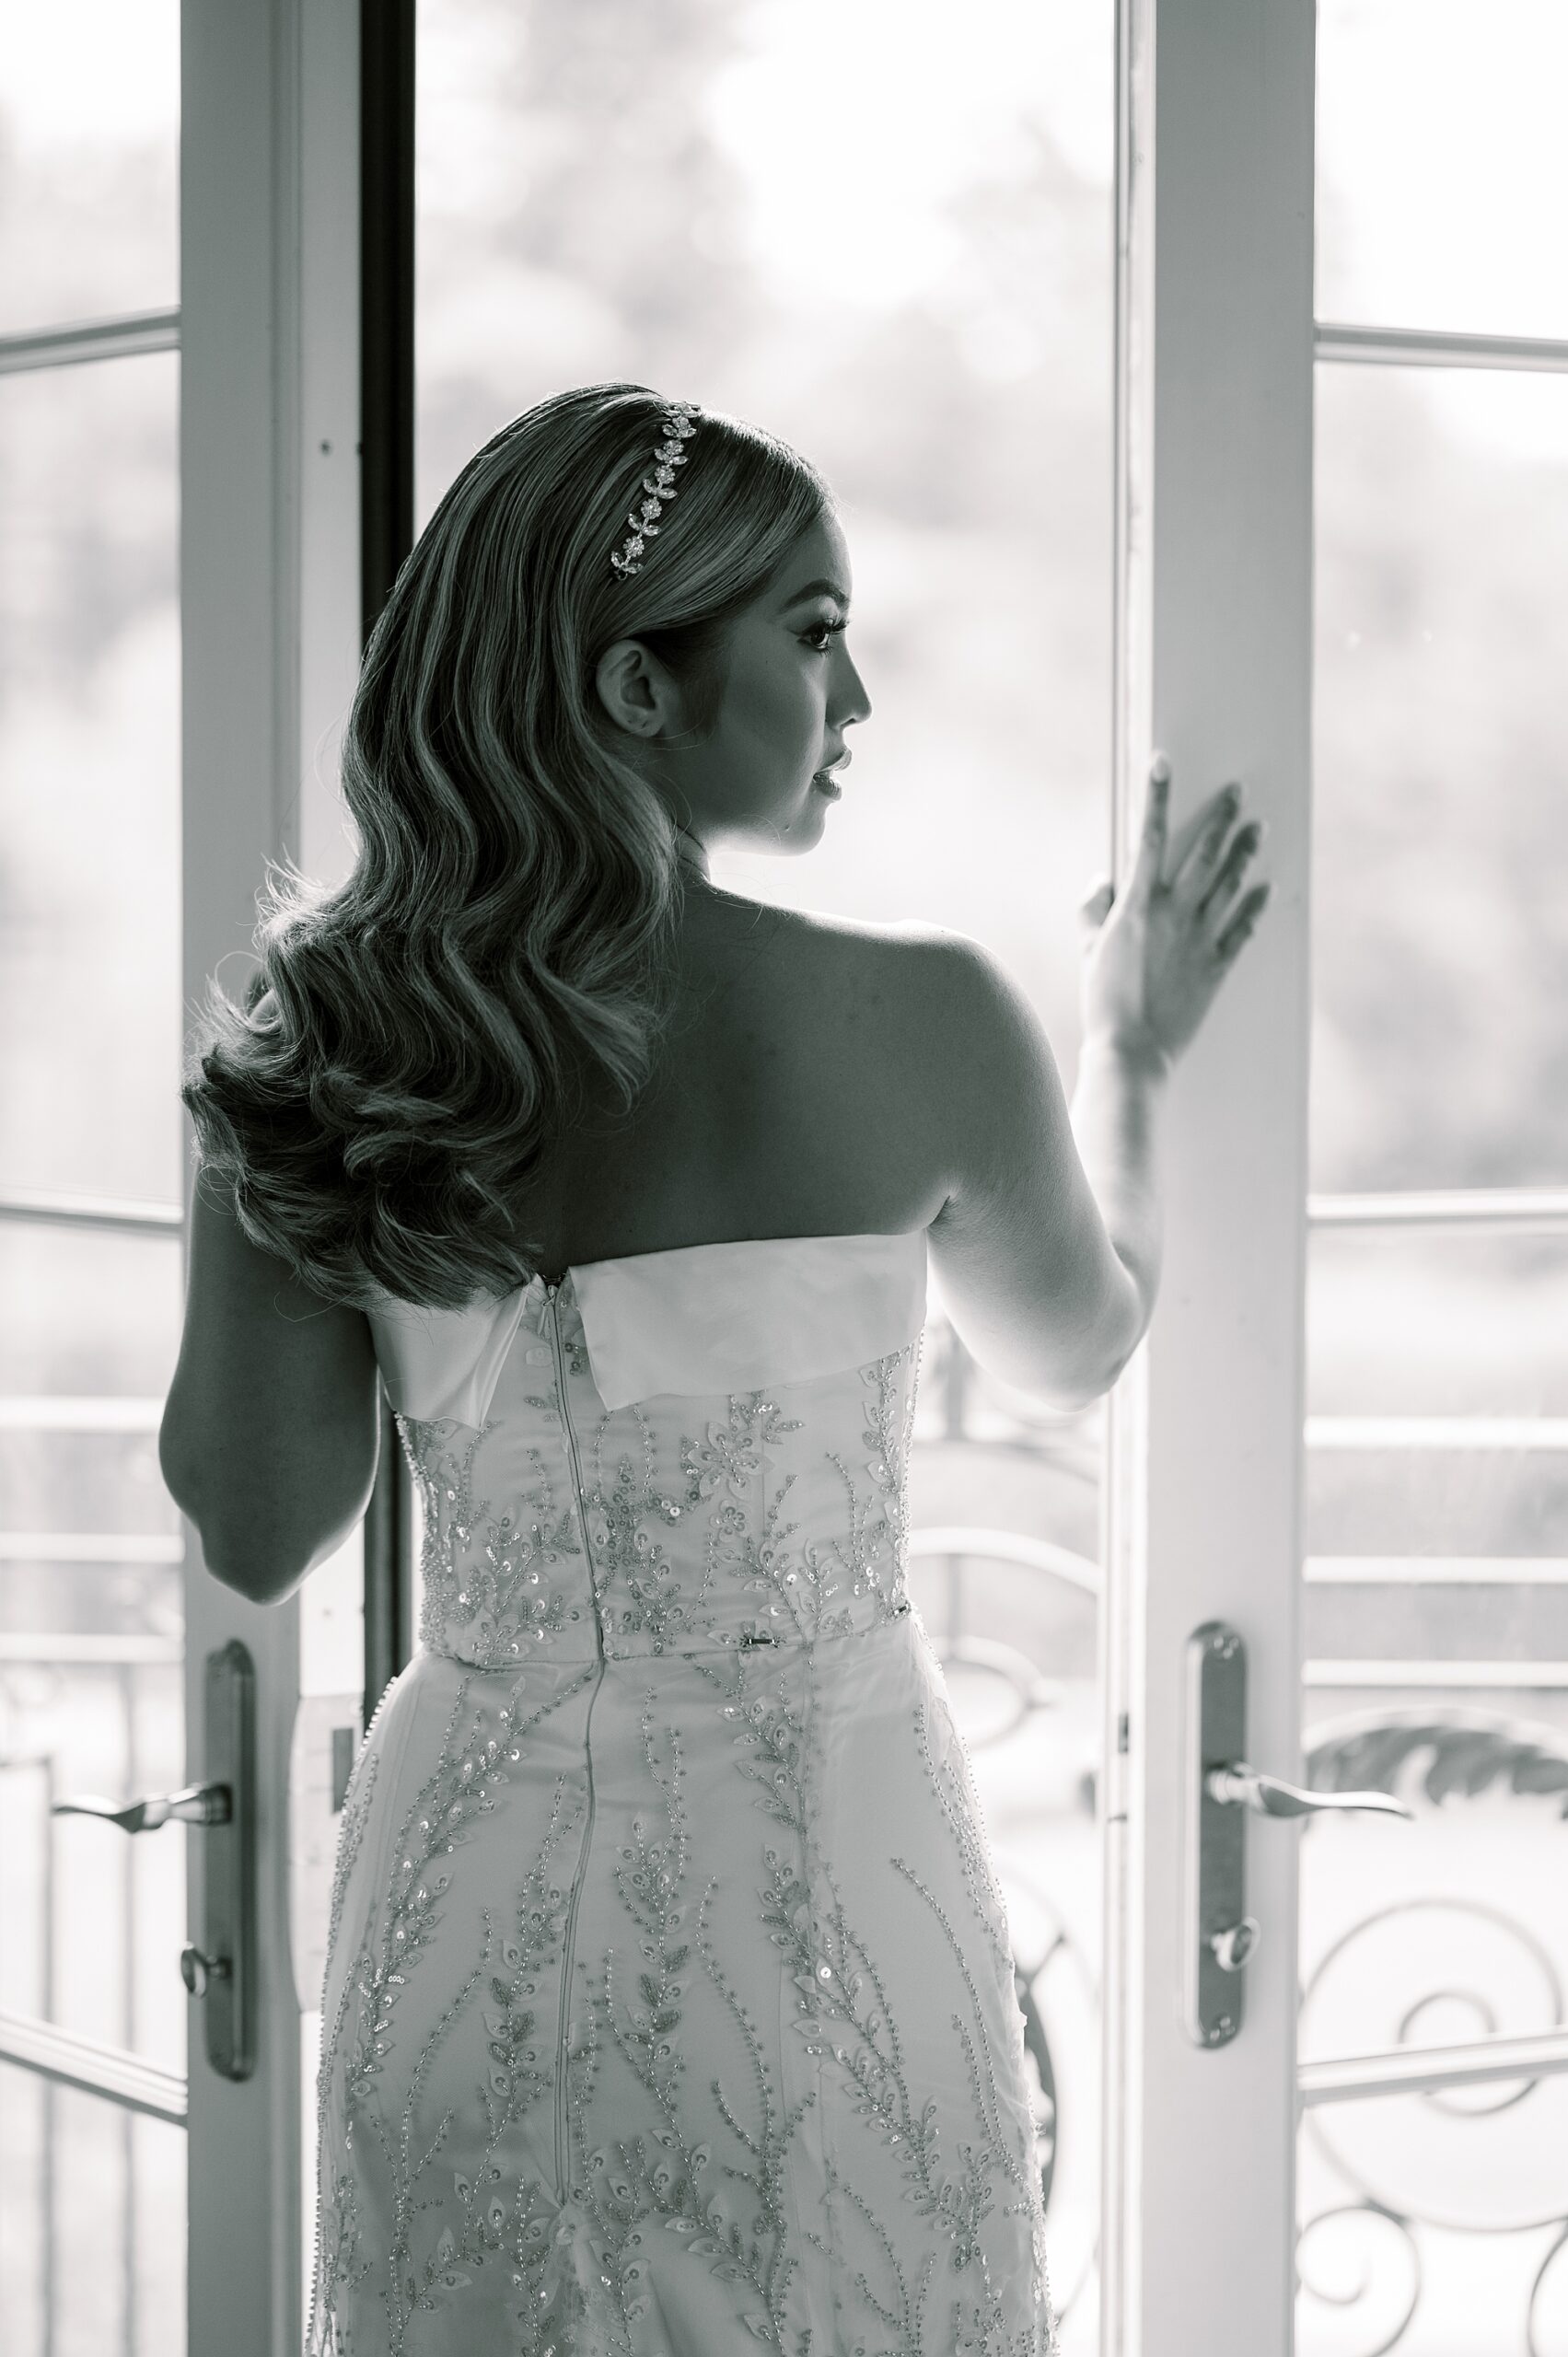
[306, 1240, 1060, 2356]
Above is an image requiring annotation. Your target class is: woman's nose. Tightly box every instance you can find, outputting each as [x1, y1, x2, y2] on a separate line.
[836, 648, 872, 726]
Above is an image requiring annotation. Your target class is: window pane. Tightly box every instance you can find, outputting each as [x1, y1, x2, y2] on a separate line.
[0, 351, 181, 1202]
[1305, 1226, 1568, 1660]
[1307, 1228, 1568, 1422]
[0, 1224, 183, 2090]
[1, 24, 187, 2357]
[1307, 1444, 1568, 1571]
[0, 2069, 185, 2357]
[1300, 1219, 1568, 2356]
[1317, 0, 1568, 342]
[0, 0, 179, 341]
[0, 1223, 183, 1399]
[1310, 363, 1568, 1193]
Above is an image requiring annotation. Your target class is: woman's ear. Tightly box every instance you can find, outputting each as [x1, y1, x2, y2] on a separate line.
[594, 638, 678, 741]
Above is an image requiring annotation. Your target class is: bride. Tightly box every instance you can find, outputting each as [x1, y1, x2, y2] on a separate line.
[160, 384, 1267, 2356]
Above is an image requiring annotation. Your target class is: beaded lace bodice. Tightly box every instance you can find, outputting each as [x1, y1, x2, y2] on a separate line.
[367, 1228, 932, 1670]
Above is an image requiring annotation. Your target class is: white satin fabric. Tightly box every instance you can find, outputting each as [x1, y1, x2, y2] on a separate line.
[365, 1228, 931, 1421]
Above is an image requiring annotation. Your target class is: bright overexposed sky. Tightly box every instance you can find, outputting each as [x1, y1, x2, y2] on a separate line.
[705, 0, 1113, 310]
[6, 0, 1568, 457]
[0, 0, 178, 143]
[1315, 0, 1568, 463]
[1316, 0, 1568, 342]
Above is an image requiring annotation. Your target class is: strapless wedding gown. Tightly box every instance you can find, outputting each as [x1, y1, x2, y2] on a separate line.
[305, 1227, 1058, 2356]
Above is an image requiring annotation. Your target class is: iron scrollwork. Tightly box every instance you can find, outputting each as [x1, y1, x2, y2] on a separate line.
[1295, 1708, 1568, 2357]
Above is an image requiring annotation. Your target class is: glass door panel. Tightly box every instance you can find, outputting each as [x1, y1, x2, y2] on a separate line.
[0, 2075, 186, 2351]
[1307, 1225, 1568, 1422]
[1316, 0, 1568, 343]
[0, 0, 180, 340]
[0, 29, 186, 2340]
[414, 0, 1114, 2341]
[0, 351, 182, 1204]
[0, 1106, 187, 2348]
[1311, 361, 1568, 1197]
[0, 1155, 188, 2320]
[1302, 94, 1568, 2331]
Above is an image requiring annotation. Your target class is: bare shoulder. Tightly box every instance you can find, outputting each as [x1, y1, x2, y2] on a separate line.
[759, 902, 991, 1091]
[694, 894, 951, 1059]
[751, 900, 963, 1032]
[844, 917, 1024, 1191]
[687, 900, 965, 1234]
[759, 904, 965, 1124]
[683, 894, 1132, 1411]
[782, 909, 1001, 1110]
[821, 913, 1142, 1411]
[791, 906, 986, 999]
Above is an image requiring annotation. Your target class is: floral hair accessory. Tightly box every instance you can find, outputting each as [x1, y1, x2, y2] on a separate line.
[609, 401, 700, 578]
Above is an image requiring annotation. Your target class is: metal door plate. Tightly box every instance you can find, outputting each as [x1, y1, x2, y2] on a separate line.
[1183, 1620, 1248, 2048]
[200, 1639, 256, 2079]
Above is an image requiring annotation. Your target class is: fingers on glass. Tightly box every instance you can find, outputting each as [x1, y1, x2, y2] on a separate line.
[1214, 883, 1272, 960]
[1132, 754, 1170, 893]
[1199, 820, 1263, 917]
[1172, 789, 1239, 900]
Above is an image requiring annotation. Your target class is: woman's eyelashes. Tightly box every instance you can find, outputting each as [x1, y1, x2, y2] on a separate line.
[800, 615, 850, 655]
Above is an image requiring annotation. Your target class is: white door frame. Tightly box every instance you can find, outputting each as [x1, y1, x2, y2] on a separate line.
[180, 0, 362, 2347]
[1100, 1, 1316, 2351]
[178, 0, 1319, 2346]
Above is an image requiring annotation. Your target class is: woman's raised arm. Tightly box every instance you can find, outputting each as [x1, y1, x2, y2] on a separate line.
[158, 1170, 382, 1605]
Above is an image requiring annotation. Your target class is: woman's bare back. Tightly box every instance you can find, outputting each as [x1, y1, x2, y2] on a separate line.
[512, 891, 952, 1286]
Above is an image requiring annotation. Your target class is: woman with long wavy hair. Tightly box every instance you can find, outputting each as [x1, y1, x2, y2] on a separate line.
[160, 382, 1269, 2356]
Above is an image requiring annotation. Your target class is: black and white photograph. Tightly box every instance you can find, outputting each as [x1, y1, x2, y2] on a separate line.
[3, 3, 1567, 2352]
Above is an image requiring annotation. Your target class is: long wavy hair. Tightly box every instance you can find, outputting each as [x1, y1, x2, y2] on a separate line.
[181, 383, 833, 1308]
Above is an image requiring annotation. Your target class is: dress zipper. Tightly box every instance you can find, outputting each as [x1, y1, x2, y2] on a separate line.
[548, 1281, 607, 2204]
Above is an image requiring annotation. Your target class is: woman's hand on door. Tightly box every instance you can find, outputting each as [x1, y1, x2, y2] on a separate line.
[1077, 752, 1272, 1071]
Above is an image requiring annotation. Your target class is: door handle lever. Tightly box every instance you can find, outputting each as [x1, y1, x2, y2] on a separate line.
[54, 1642, 255, 2080]
[52, 1781, 232, 1833]
[1184, 1620, 1411, 2049]
[1205, 1763, 1414, 1823]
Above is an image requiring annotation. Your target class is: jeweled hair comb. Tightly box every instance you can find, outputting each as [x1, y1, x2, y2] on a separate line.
[608, 401, 701, 578]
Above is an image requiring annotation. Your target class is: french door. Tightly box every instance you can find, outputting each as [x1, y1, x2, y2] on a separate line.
[1109, 4, 1568, 2353]
[1, 3, 406, 2350]
[0, 2, 198, 2347]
